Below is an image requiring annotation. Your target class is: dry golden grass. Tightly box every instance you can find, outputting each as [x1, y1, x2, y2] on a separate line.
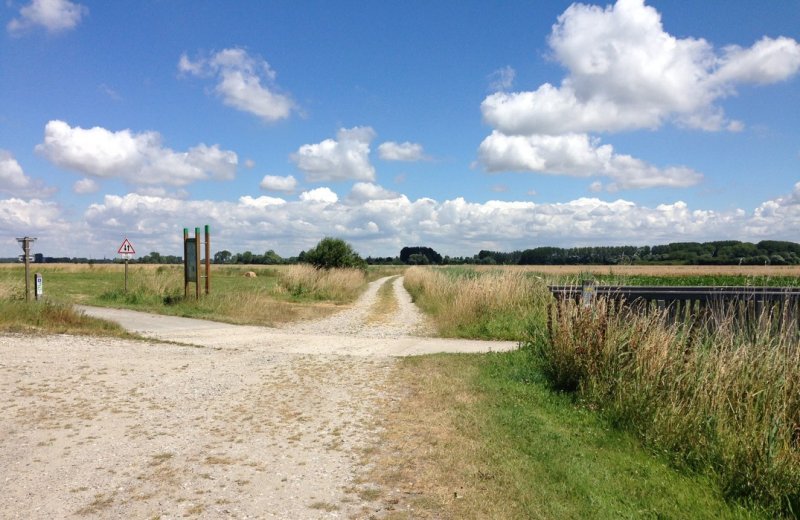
[365, 356, 513, 519]
[404, 266, 550, 339]
[276, 264, 366, 302]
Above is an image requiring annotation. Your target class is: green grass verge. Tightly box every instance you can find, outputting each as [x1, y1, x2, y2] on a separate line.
[0, 299, 135, 338]
[387, 350, 768, 519]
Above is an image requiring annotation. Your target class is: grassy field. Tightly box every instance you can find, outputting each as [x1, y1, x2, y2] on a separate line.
[0, 263, 378, 326]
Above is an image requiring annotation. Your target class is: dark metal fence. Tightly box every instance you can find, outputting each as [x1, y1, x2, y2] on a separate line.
[548, 284, 800, 328]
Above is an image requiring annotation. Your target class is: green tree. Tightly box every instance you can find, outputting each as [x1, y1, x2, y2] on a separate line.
[303, 237, 366, 270]
[214, 250, 232, 264]
[408, 253, 430, 265]
[263, 250, 283, 264]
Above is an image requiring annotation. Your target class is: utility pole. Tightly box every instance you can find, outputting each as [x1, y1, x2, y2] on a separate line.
[16, 236, 36, 301]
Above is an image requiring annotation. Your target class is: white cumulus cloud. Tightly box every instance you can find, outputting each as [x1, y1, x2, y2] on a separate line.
[482, 0, 800, 135]
[378, 141, 427, 162]
[0, 151, 33, 191]
[179, 48, 295, 122]
[7, 0, 87, 35]
[36, 120, 238, 187]
[0, 198, 72, 253]
[476, 0, 800, 191]
[299, 187, 338, 204]
[347, 182, 401, 204]
[478, 131, 702, 191]
[34, 182, 800, 258]
[291, 127, 376, 182]
[259, 174, 297, 193]
[0, 150, 56, 197]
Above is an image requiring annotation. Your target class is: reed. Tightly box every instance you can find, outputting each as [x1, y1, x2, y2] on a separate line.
[404, 266, 550, 339]
[535, 299, 800, 516]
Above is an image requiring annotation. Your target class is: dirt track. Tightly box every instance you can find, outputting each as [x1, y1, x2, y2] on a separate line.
[0, 277, 516, 519]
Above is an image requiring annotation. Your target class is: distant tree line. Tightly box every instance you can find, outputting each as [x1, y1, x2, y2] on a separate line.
[212, 249, 289, 265]
[444, 240, 800, 266]
[368, 240, 800, 266]
[4, 239, 799, 266]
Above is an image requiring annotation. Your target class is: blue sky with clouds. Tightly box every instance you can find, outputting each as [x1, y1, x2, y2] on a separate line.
[1, 0, 799, 259]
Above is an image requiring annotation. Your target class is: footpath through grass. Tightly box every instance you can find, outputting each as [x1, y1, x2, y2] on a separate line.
[371, 348, 766, 519]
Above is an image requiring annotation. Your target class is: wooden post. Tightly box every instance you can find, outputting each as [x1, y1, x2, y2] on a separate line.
[183, 228, 189, 299]
[16, 237, 36, 302]
[23, 242, 30, 302]
[204, 225, 210, 295]
[195, 227, 201, 300]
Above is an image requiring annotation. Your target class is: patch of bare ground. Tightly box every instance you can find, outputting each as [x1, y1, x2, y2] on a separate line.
[361, 356, 496, 519]
[1, 275, 506, 519]
[0, 334, 396, 519]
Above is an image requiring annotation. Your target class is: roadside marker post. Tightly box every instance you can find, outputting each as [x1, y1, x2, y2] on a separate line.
[34, 272, 43, 301]
[16, 236, 37, 302]
[117, 238, 136, 292]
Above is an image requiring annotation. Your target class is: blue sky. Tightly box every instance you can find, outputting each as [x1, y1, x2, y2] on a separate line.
[1, 0, 799, 259]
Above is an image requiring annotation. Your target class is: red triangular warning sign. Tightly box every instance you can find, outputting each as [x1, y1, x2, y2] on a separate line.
[118, 238, 136, 255]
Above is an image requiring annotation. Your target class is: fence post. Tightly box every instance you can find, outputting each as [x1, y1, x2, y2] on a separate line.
[581, 279, 596, 308]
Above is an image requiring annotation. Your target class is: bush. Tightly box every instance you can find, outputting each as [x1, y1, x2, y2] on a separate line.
[303, 237, 367, 270]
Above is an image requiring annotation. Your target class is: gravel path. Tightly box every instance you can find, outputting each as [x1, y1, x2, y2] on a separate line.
[1, 276, 516, 519]
[280, 276, 433, 338]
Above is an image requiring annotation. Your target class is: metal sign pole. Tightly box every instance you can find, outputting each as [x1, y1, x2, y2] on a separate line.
[117, 238, 136, 293]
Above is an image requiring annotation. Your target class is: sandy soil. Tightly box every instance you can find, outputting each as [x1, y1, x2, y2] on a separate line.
[0, 276, 516, 519]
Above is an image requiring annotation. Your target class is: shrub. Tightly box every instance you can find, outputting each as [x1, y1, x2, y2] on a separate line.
[303, 237, 367, 270]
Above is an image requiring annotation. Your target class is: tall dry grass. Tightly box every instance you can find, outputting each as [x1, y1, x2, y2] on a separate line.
[276, 264, 366, 302]
[536, 300, 800, 515]
[92, 264, 366, 324]
[404, 266, 551, 339]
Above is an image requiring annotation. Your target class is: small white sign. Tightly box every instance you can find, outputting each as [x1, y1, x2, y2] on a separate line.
[118, 238, 136, 255]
